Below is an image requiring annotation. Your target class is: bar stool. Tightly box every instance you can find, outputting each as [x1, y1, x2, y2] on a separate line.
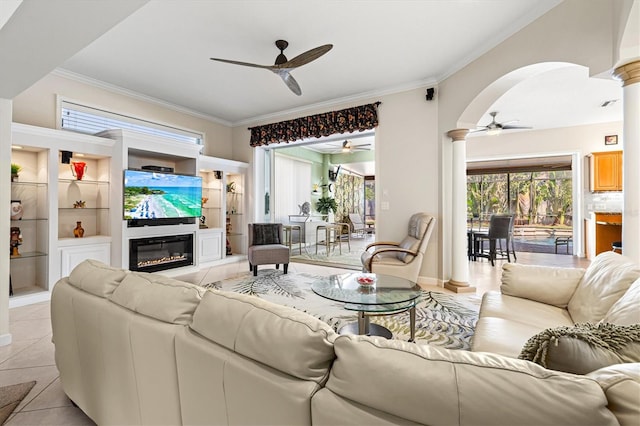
[316, 223, 342, 255]
[612, 241, 622, 254]
[282, 224, 302, 255]
[333, 222, 351, 252]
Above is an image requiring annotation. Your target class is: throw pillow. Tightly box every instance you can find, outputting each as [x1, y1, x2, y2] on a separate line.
[519, 322, 640, 375]
[253, 224, 281, 245]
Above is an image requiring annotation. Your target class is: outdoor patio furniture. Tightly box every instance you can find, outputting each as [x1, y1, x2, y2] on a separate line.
[348, 213, 367, 238]
[555, 236, 572, 254]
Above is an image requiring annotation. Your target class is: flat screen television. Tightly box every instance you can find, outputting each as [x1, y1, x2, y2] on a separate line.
[123, 169, 202, 220]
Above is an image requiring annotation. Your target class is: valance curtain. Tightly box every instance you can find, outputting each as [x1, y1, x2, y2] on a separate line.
[249, 102, 380, 147]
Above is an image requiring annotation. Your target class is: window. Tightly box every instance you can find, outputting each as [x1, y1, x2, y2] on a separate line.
[59, 99, 203, 145]
[467, 170, 573, 227]
[274, 154, 312, 224]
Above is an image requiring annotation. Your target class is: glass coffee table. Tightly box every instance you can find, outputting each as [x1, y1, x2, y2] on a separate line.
[311, 273, 422, 341]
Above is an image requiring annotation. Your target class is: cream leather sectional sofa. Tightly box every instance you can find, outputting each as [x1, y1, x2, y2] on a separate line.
[51, 259, 639, 425]
[473, 252, 640, 362]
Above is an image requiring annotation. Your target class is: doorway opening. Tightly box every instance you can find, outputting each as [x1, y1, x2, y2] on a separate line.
[467, 155, 577, 255]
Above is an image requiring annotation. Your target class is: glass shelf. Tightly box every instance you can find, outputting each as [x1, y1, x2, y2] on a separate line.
[58, 178, 109, 185]
[10, 251, 48, 260]
[59, 207, 110, 211]
[11, 181, 47, 187]
[10, 218, 48, 222]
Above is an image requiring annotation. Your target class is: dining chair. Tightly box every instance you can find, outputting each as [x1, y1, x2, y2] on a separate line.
[473, 214, 515, 266]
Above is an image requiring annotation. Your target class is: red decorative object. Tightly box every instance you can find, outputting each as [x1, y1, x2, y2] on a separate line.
[71, 161, 87, 181]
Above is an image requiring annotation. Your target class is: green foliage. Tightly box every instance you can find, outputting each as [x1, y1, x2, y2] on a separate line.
[226, 182, 236, 193]
[10, 163, 21, 175]
[316, 196, 337, 214]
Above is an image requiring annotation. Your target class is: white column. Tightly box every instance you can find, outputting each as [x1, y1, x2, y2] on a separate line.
[614, 60, 640, 263]
[445, 129, 475, 293]
[0, 99, 12, 346]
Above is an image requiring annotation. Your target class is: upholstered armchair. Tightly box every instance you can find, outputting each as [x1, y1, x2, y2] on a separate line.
[247, 223, 290, 276]
[360, 213, 435, 282]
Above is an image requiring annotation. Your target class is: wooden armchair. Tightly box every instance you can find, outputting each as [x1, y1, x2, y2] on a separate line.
[360, 213, 435, 282]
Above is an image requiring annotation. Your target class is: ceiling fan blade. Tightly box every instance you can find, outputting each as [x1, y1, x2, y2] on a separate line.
[275, 70, 302, 96]
[502, 125, 532, 130]
[210, 57, 272, 70]
[275, 44, 333, 69]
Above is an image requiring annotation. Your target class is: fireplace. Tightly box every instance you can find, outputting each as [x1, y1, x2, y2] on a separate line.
[129, 234, 194, 272]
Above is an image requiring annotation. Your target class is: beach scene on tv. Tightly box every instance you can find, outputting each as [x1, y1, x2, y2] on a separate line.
[124, 171, 202, 220]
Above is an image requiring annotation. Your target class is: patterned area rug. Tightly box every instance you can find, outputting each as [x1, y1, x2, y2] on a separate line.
[203, 270, 480, 349]
[0, 381, 35, 424]
[290, 247, 363, 270]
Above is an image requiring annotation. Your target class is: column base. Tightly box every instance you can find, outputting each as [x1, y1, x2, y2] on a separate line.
[444, 280, 476, 294]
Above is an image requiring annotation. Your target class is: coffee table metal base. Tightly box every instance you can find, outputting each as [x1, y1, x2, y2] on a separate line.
[339, 320, 393, 339]
[338, 307, 416, 341]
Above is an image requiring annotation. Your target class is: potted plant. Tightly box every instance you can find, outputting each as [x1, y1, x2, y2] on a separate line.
[11, 163, 21, 182]
[316, 196, 337, 219]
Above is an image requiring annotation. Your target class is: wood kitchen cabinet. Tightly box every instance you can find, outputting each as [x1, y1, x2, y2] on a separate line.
[590, 151, 622, 192]
[594, 213, 622, 256]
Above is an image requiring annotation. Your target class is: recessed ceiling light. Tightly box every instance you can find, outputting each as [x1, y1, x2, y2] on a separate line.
[74, 153, 85, 157]
[12, 145, 23, 150]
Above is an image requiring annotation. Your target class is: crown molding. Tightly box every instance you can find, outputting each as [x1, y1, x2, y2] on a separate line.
[52, 68, 232, 127]
[233, 77, 438, 128]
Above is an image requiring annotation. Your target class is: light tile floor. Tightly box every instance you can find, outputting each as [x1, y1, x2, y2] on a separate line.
[1, 245, 590, 424]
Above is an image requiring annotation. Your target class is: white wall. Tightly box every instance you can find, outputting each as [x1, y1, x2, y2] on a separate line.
[12, 73, 234, 158]
[467, 121, 624, 161]
[437, 0, 624, 282]
[233, 87, 441, 284]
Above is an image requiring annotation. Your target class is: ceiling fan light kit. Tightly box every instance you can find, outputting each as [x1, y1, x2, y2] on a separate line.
[210, 39, 333, 96]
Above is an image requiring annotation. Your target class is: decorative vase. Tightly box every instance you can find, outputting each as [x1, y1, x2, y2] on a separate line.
[11, 173, 18, 182]
[71, 161, 87, 181]
[73, 221, 85, 238]
[10, 200, 23, 220]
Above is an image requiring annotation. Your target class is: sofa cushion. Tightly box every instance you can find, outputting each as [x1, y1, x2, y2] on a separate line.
[519, 323, 640, 375]
[109, 272, 204, 325]
[568, 252, 640, 323]
[190, 290, 336, 382]
[479, 292, 575, 329]
[588, 363, 640, 426]
[602, 278, 640, 326]
[319, 335, 617, 426]
[68, 259, 128, 298]
[501, 263, 585, 308]
[472, 316, 568, 358]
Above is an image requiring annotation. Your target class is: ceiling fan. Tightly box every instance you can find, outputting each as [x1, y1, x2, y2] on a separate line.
[473, 111, 532, 135]
[333, 140, 372, 153]
[210, 39, 332, 96]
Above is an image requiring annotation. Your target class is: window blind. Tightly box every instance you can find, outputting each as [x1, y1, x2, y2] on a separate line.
[60, 100, 203, 145]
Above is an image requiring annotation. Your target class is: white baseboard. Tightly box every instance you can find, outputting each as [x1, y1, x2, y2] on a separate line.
[9, 291, 51, 309]
[417, 276, 443, 287]
[0, 333, 12, 347]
